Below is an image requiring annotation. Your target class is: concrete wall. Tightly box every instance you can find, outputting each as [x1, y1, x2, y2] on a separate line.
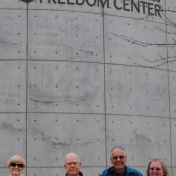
[0, 0, 175, 176]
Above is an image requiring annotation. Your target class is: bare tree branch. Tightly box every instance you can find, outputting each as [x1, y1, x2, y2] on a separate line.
[112, 2, 176, 68]
[111, 32, 176, 47]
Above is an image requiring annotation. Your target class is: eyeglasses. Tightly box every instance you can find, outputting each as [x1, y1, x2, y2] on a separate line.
[10, 163, 24, 168]
[112, 156, 125, 160]
[66, 162, 80, 166]
[150, 168, 161, 171]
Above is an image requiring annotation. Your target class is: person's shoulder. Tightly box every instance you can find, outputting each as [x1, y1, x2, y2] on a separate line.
[126, 166, 143, 176]
[79, 171, 84, 176]
[100, 167, 113, 176]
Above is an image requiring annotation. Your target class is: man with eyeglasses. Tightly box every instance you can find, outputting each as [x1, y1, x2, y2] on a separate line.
[100, 147, 143, 176]
[64, 153, 83, 176]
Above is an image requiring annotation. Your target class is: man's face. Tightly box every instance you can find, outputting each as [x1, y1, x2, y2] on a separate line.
[64, 155, 82, 176]
[110, 148, 127, 173]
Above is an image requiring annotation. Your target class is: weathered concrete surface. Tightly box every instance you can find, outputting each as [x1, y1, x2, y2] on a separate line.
[0, 113, 26, 166]
[27, 113, 105, 167]
[0, 10, 27, 60]
[171, 119, 176, 166]
[0, 0, 176, 176]
[0, 168, 9, 176]
[106, 115, 171, 167]
[173, 168, 176, 176]
[169, 72, 176, 118]
[27, 168, 65, 176]
[105, 65, 169, 117]
[28, 61, 104, 113]
[28, 10, 103, 62]
[167, 24, 176, 72]
[166, 0, 176, 24]
[0, 61, 26, 112]
[104, 15, 167, 69]
[0, 0, 26, 9]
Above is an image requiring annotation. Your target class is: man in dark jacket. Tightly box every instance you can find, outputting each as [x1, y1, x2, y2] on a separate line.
[64, 153, 83, 176]
[100, 147, 143, 176]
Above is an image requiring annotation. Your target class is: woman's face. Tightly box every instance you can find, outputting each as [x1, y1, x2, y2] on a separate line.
[149, 161, 164, 176]
[8, 162, 24, 176]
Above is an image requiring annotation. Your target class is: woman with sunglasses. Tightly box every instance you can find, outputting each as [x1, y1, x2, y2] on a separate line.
[146, 158, 169, 176]
[7, 155, 26, 176]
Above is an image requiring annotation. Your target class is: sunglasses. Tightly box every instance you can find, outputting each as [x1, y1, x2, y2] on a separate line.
[10, 163, 24, 168]
[112, 156, 125, 160]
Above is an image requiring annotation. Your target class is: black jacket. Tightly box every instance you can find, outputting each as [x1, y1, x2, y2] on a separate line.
[65, 171, 83, 176]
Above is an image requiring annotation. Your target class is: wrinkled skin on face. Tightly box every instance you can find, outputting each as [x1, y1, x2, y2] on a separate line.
[110, 148, 127, 174]
[64, 154, 82, 176]
[9, 163, 24, 176]
[149, 161, 164, 176]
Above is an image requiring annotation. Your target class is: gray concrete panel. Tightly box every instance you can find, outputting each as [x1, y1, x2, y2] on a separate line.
[0, 61, 26, 112]
[167, 168, 173, 176]
[27, 168, 65, 176]
[106, 115, 171, 166]
[0, 10, 27, 60]
[169, 72, 176, 118]
[104, 16, 167, 69]
[104, 0, 165, 24]
[0, 0, 175, 174]
[166, 1, 176, 72]
[28, 10, 103, 62]
[105, 65, 169, 117]
[171, 119, 176, 166]
[28, 61, 104, 113]
[27, 113, 105, 167]
[28, 0, 102, 13]
[0, 0, 26, 9]
[0, 168, 11, 176]
[173, 168, 176, 176]
[167, 24, 176, 72]
[0, 113, 26, 166]
[166, 0, 176, 25]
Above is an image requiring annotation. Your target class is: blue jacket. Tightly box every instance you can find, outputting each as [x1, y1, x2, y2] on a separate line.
[100, 166, 143, 176]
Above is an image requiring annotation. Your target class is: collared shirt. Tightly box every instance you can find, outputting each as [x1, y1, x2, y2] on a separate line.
[100, 165, 143, 176]
[108, 167, 126, 176]
[65, 171, 83, 176]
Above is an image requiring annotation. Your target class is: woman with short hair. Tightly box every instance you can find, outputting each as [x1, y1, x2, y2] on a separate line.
[7, 155, 26, 176]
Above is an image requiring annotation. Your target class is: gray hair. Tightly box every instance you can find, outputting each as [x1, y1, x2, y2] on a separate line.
[65, 153, 80, 163]
[110, 147, 126, 156]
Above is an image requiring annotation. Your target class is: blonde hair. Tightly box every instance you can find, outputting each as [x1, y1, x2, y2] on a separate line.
[146, 158, 169, 176]
[7, 155, 26, 168]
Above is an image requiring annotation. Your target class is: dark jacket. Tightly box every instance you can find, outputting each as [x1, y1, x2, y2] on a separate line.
[100, 166, 143, 176]
[65, 171, 83, 176]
